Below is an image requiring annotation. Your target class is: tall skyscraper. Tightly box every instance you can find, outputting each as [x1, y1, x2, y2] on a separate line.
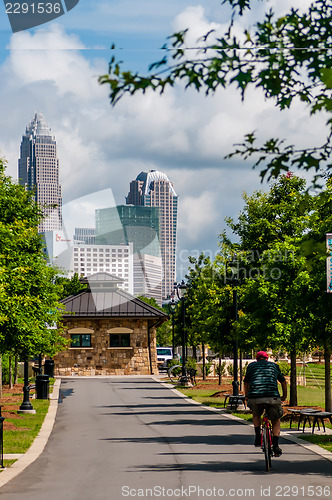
[126, 170, 178, 300]
[18, 113, 62, 232]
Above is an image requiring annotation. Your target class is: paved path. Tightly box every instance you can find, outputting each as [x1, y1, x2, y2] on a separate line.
[0, 377, 331, 500]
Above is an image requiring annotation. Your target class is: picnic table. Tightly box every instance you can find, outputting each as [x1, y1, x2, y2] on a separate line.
[288, 408, 332, 433]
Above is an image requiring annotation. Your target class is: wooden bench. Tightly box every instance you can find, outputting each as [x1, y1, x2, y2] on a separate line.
[289, 409, 332, 433]
[311, 412, 332, 433]
[223, 394, 246, 410]
[288, 408, 319, 430]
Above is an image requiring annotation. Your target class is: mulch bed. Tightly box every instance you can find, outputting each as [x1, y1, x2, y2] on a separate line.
[0, 384, 31, 429]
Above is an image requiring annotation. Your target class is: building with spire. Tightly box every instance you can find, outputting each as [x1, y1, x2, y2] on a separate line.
[18, 113, 62, 232]
[126, 170, 178, 300]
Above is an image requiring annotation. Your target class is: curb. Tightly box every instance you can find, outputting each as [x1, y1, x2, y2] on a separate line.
[0, 377, 61, 488]
[153, 377, 332, 464]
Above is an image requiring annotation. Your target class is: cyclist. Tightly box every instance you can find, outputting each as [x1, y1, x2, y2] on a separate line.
[244, 351, 287, 457]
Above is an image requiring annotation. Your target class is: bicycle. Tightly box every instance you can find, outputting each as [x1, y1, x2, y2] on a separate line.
[168, 364, 197, 385]
[259, 404, 273, 471]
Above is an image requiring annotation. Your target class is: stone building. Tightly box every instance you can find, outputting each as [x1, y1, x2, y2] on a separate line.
[54, 273, 168, 376]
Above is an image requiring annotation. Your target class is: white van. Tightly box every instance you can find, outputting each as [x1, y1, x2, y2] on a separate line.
[156, 347, 173, 370]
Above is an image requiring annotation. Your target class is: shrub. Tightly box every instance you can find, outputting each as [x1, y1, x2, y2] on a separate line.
[216, 361, 226, 376]
[242, 361, 249, 377]
[186, 357, 197, 370]
[279, 362, 291, 376]
[227, 363, 238, 376]
[166, 358, 181, 376]
[167, 358, 181, 368]
[204, 360, 213, 377]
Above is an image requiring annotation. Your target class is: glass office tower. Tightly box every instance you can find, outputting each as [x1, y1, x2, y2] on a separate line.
[95, 205, 160, 257]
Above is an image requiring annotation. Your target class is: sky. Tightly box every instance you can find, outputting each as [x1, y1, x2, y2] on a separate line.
[0, 0, 325, 279]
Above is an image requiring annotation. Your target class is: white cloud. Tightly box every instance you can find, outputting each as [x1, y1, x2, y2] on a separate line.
[5, 24, 105, 99]
[172, 6, 225, 44]
[0, 2, 327, 276]
[267, 0, 313, 15]
[179, 190, 219, 243]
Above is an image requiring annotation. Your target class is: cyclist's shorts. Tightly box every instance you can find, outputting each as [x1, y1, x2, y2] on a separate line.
[248, 397, 283, 421]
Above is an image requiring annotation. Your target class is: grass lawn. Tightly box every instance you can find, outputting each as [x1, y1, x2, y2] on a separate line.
[0, 379, 54, 460]
[176, 378, 332, 449]
[3, 399, 50, 454]
[179, 380, 329, 412]
[300, 363, 331, 388]
[2, 460, 17, 469]
[299, 435, 332, 453]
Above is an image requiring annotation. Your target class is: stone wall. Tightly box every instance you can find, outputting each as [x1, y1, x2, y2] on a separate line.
[54, 318, 158, 376]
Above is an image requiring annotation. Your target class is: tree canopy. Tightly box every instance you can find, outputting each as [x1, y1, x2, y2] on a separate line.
[0, 158, 66, 359]
[178, 174, 331, 407]
[99, 0, 332, 185]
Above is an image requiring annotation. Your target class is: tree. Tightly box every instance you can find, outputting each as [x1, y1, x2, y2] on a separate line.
[185, 255, 217, 380]
[0, 158, 66, 366]
[225, 175, 315, 405]
[185, 253, 243, 381]
[137, 296, 172, 346]
[99, 0, 332, 185]
[55, 273, 87, 300]
[98, 0, 332, 400]
[299, 179, 332, 411]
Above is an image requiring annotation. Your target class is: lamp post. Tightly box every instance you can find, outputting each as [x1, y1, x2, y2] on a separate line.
[0, 406, 5, 469]
[226, 257, 239, 397]
[168, 298, 177, 356]
[232, 286, 239, 397]
[174, 280, 189, 385]
[18, 360, 36, 414]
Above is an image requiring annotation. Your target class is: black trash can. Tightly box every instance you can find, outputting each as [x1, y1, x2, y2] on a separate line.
[36, 374, 49, 399]
[44, 359, 55, 378]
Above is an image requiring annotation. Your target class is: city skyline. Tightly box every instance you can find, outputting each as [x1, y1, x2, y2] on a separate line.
[1, 0, 319, 278]
[24, 112, 171, 305]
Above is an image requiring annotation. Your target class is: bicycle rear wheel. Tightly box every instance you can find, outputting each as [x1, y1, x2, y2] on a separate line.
[168, 364, 182, 383]
[262, 426, 272, 471]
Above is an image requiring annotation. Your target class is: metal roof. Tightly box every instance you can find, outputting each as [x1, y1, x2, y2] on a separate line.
[60, 272, 168, 319]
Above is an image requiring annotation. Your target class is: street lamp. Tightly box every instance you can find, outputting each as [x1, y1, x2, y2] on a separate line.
[18, 360, 36, 414]
[168, 298, 177, 356]
[225, 257, 239, 397]
[174, 280, 189, 385]
[0, 406, 5, 469]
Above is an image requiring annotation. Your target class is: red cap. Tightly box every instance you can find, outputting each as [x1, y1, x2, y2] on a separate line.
[256, 351, 268, 360]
